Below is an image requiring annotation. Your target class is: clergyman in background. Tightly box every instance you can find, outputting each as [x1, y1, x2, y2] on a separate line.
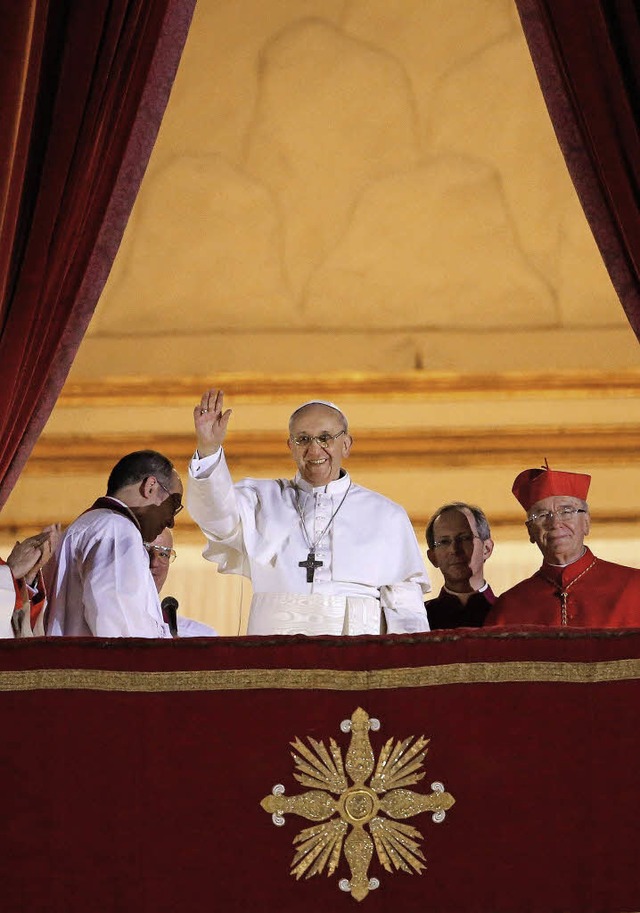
[47, 450, 182, 637]
[486, 463, 640, 627]
[146, 528, 217, 636]
[425, 502, 496, 629]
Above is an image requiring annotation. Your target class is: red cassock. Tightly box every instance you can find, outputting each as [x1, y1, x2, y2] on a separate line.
[485, 547, 640, 627]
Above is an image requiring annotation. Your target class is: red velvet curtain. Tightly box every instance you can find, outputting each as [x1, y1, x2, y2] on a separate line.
[515, 0, 640, 342]
[0, 0, 196, 508]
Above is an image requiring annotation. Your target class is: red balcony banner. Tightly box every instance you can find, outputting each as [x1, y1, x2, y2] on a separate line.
[2, 628, 640, 912]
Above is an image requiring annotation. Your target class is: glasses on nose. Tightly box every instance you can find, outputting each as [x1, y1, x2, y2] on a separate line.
[144, 544, 177, 564]
[153, 477, 183, 516]
[290, 430, 346, 448]
[526, 507, 587, 526]
[432, 533, 479, 550]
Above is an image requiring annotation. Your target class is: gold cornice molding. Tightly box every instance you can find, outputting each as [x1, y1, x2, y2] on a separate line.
[1, 512, 638, 541]
[57, 369, 640, 406]
[23, 425, 640, 475]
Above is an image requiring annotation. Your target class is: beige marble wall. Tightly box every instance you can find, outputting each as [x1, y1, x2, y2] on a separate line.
[73, 0, 640, 378]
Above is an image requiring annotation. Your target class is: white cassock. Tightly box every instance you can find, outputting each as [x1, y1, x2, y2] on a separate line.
[177, 616, 218, 637]
[187, 450, 431, 635]
[46, 501, 171, 638]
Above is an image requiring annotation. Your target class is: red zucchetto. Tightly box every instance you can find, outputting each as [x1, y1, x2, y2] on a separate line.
[512, 462, 591, 511]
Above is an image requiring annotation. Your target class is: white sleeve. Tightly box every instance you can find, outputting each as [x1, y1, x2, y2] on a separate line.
[380, 583, 430, 633]
[187, 449, 248, 573]
[79, 520, 169, 637]
[189, 448, 223, 478]
[378, 506, 431, 634]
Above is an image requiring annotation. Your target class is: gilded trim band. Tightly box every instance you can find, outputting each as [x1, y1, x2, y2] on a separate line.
[1, 658, 640, 692]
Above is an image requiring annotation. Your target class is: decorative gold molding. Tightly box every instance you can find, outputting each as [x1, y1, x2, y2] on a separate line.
[1, 658, 640, 692]
[1, 511, 637, 541]
[22, 425, 640, 476]
[56, 369, 640, 406]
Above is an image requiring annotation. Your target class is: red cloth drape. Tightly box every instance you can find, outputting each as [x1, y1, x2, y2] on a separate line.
[2, 629, 640, 912]
[515, 0, 640, 341]
[0, 0, 196, 508]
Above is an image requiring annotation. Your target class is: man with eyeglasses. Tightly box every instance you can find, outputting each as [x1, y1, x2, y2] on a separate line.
[47, 450, 183, 637]
[187, 388, 431, 635]
[485, 463, 640, 627]
[145, 528, 217, 636]
[425, 502, 496, 628]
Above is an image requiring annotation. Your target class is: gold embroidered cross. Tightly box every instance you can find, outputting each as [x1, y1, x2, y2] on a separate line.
[260, 707, 455, 902]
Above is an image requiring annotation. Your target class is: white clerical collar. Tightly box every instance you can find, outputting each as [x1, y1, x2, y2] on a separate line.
[443, 581, 488, 603]
[294, 470, 351, 495]
[547, 546, 587, 568]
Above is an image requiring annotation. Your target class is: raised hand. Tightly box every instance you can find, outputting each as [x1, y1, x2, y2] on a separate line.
[193, 388, 232, 457]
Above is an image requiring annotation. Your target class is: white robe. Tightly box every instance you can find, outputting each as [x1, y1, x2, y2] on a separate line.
[177, 616, 218, 637]
[46, 503, 170, 638]
[187, 450, 431, 635]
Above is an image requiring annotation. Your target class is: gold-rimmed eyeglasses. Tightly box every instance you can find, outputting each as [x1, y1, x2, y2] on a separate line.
[144, 543, 177, 564]
[290, 430, 346, 448]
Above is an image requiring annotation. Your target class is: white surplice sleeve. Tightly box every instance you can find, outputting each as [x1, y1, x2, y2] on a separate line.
[376, 504, 431, 634]
[380, 582, 430, 633]
[187, 449, 253, 575]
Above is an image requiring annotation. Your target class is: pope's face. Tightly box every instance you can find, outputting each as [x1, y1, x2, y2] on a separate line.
[526, 495, 590, 564]
[287, 405, 352, 486]
[427, 508, 492, 592]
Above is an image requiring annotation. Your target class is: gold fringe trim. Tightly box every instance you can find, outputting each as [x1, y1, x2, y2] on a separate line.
[1, 658, 640, 693]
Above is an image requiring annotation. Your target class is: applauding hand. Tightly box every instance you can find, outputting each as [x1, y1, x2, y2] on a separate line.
[6, 525, 60, 582]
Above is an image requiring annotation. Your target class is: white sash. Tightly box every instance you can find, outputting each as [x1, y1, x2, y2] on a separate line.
[247, 592, 382, 636]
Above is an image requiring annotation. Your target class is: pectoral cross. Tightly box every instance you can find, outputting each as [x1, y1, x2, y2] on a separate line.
[299, 551, 323, 583]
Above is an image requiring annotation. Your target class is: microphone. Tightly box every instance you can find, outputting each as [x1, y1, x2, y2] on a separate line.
[161, 596, 179, 637]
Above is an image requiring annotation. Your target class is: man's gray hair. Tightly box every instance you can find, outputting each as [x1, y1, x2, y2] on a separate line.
[426, 501, 491, 548]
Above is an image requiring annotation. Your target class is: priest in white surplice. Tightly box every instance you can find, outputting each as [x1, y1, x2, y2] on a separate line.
[187, 389, 431, 635]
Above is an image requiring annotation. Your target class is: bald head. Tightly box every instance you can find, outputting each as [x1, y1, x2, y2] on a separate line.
[288, 401, 348, 434]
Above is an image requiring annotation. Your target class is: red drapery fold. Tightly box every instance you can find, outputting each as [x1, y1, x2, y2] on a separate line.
[515, 0, 640, 342]
[0, 0, 196, 508]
